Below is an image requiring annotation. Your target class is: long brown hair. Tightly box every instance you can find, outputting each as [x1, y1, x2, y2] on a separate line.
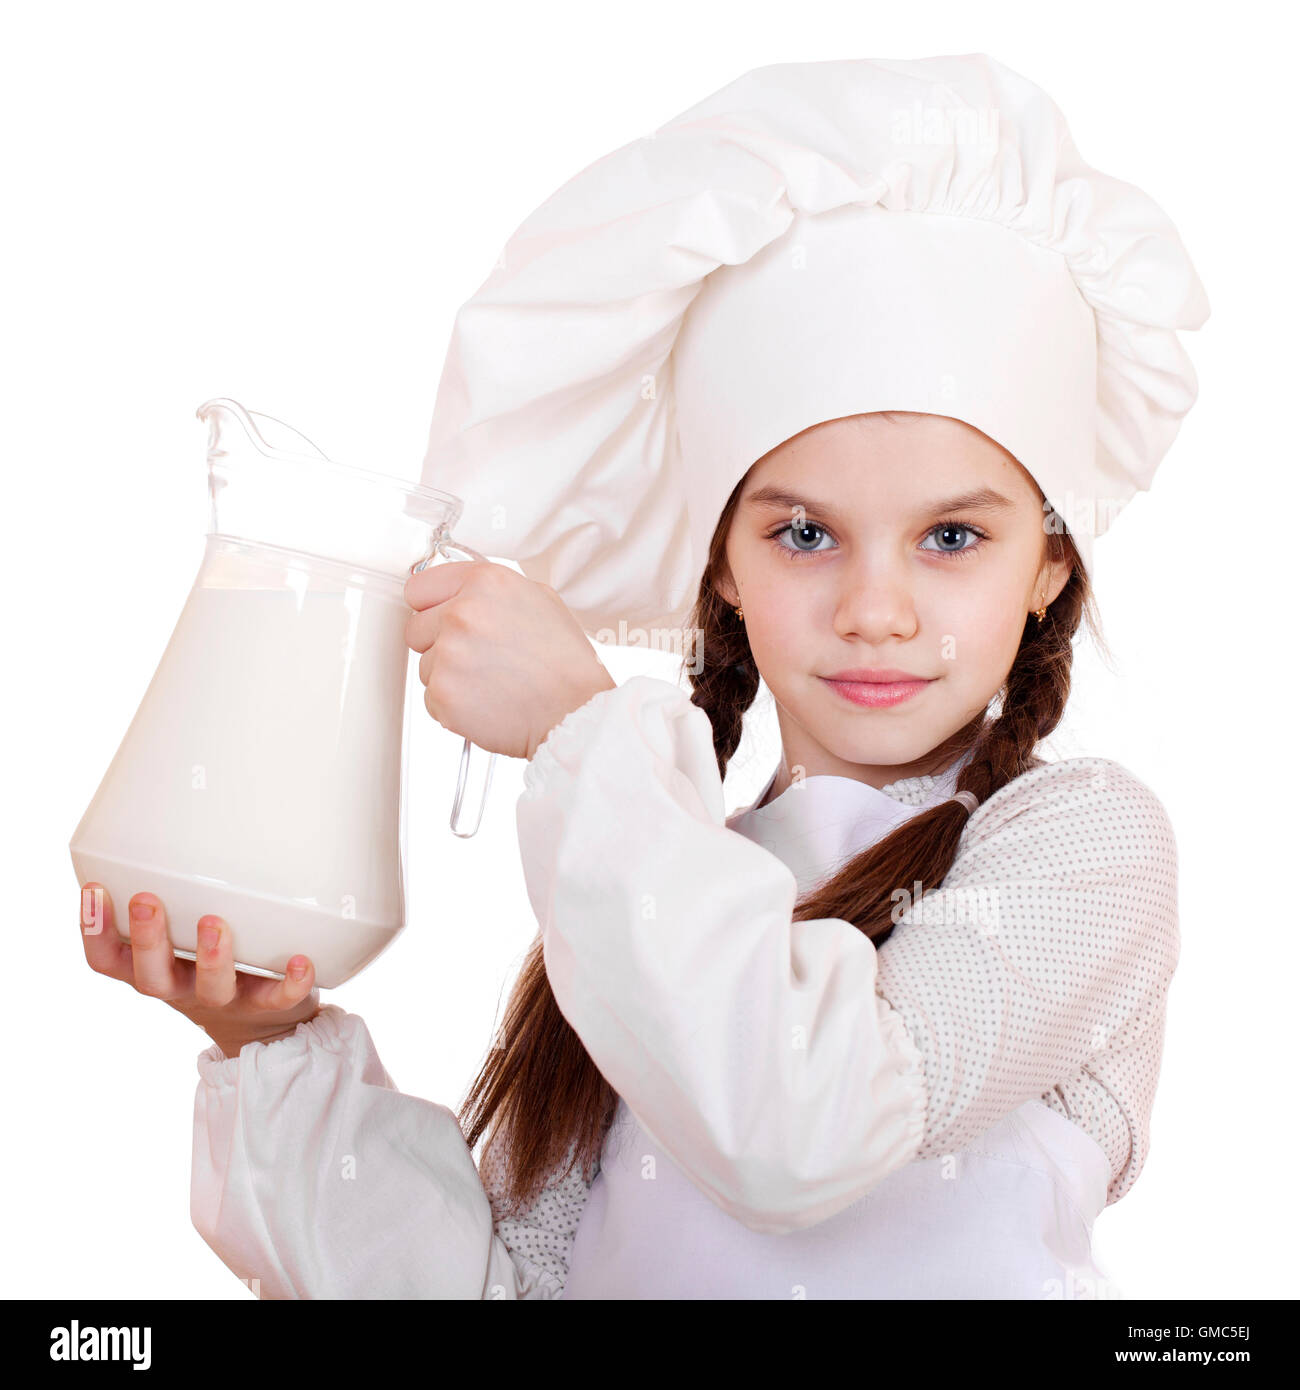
[458, 462, 1106, 1217]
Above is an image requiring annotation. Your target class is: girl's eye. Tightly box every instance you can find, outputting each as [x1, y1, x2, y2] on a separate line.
[920, 520, 989, 560]
[767, 521, 836, 557]
[766, 518, 990, 560]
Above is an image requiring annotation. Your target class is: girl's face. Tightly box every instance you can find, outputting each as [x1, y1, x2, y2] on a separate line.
[715, 412, 1073, 790]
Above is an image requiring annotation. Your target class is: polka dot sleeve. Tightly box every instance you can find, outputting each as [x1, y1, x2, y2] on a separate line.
[873, 756, 1180, 1206]
[477, 1136, 595, 1298]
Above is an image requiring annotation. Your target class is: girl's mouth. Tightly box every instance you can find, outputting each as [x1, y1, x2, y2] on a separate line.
[819, 676, 935, 709]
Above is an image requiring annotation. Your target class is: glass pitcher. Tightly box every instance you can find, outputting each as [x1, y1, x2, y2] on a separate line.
[69, 398, 495, 989]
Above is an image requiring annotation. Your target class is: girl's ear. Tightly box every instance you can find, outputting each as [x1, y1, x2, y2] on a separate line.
[1040, 553, 1075, 609]
[712, 561, 740, 611]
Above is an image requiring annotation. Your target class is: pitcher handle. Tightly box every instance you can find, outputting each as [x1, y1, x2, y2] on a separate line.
[410, 534, 497, 838]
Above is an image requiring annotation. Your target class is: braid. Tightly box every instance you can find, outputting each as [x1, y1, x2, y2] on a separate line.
[951, 596, 1077, 809]
[686, 579, 761, 769]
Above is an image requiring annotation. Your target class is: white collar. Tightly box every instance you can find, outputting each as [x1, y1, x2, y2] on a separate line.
[727, 757, 966, 898]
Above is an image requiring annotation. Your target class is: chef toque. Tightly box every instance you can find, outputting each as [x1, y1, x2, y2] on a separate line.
[420, 54, 1210, 648]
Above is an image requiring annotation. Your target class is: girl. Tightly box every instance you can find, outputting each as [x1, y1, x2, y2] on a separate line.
[82, 54, 1208, 1299]
[440, 410, 1175, 1299]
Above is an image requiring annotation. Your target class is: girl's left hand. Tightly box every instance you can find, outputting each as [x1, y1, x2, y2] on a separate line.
[403, 559, 615, 761]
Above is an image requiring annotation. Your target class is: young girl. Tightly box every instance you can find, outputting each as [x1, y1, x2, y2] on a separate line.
[84, 54, 1208, 1299]
[472, 407, 1173, 1300]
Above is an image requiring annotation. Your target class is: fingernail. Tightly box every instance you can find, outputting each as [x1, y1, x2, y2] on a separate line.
[198, 923, 219, 951]
[130, 900, 155, 922]
[288, 958, 307, 979]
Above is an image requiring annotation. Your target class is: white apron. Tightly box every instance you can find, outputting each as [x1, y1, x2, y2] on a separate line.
[560, 762, 1120, 1299]
[562, 1091, 1115, 1300]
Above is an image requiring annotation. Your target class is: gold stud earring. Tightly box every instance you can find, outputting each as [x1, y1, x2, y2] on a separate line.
[1034, 602, 1047, 623]
[734, 606, 744, 621]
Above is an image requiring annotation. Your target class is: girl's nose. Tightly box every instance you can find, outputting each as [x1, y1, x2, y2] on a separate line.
[831, 561, 919, 642]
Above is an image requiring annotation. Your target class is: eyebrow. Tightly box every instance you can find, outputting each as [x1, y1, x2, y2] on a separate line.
[742, 484, 1018, 519]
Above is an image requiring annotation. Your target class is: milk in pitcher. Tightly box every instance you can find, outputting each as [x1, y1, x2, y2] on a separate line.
[72, 541, 411, 988]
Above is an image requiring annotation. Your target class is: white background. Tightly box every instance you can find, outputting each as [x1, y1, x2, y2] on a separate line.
[5, 0, 1295, 1300]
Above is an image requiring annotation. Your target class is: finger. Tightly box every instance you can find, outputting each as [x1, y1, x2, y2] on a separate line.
[405, 587, 476, 660]
[403, 602, 437, 655]
[418, 636, 438, 688]
[417, 595, 482, 687]
[401, 557, 478, 614]
[243, 952, 317, 1013]
[127, 893, 181, 999]
[192, 915, 237, 1009]
[79, 883, 133, 984]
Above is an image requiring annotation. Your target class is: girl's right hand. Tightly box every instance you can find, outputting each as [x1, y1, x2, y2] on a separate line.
[78, 883, 322, 1059]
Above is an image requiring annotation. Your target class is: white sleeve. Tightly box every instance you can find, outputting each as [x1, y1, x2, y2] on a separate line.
[515, 675, 928, 1236]
[190, 1004, 569, 1299]
[515, 675, 1179, 1235]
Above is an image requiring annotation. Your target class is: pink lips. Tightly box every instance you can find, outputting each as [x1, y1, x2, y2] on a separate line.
[819, 672, 936, 709]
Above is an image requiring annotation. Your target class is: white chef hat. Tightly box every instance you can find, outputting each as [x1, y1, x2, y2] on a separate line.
[421, 54, 1209, 645]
